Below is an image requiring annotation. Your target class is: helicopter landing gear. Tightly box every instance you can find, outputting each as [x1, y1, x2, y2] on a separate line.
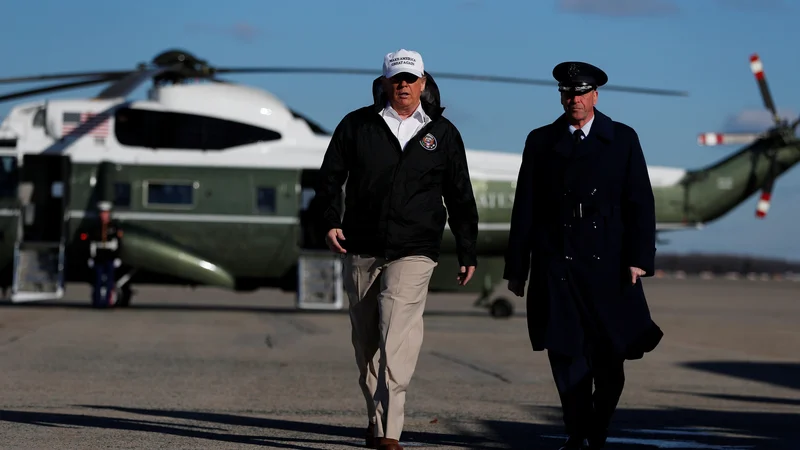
[489, 297, 514, 318]
[115, 284, 133, 307]
[114, 269, 137, 308]
[472, 274, 515, 319]
[116, 269, 136, 308]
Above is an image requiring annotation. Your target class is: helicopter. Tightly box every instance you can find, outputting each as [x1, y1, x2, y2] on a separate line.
[0, 50, 796, 318]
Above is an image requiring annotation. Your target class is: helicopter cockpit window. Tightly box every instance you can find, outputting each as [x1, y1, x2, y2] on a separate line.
[143, 180, 195, 208]
[114, 107, 282, 150]
[290, 109, 330, 136]
[32, 108, 45, 128]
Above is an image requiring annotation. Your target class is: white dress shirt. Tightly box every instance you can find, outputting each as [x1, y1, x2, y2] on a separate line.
[568, 113, 595, 140]
[380, 101, 430, 150]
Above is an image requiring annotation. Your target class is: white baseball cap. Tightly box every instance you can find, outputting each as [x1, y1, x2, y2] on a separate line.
[382, 49, 424, 79]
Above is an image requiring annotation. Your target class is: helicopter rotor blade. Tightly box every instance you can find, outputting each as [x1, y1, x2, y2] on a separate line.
[748, 54, 787, 220]
[756, 156, 777, 219]
[212, 66, 688, 97]
[95, 64, 184, 99]
[755, 184, 773, 219]
[0, 70, 133, 85]
[0, 76, 118, 103]
[750, 54, 781, 125]
[696, 132, 761, 146]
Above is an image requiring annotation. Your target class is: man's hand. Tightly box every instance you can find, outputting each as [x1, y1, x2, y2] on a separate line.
[325, 228, 346, 254]
[457, 266, 475, 285]
[630, 267, 645, 284]
[507, 279, 525, 297]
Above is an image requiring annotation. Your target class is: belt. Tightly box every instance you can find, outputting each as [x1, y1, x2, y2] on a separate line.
[570, 202, 593, 218]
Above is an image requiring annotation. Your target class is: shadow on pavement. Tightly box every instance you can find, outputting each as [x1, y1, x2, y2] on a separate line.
[0, 404, 795, 449]
[680, 361, 800, 392]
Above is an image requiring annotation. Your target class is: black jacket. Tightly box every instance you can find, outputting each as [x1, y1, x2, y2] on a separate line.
[314, 73, 479, 266]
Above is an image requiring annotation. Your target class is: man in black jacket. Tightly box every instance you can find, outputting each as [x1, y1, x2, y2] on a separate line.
[315, 49, 479, 450]
[504, 61, 663, 450]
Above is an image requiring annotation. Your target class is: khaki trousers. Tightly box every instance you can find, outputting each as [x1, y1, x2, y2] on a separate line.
[343, 254, 438, 441]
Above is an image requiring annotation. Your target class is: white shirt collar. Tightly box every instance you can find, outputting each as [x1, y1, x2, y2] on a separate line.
[568, 113, 595, 137]
[382, 101, 429, 123]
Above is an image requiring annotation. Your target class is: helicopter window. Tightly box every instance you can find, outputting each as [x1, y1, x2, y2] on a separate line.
[32, 108, 45, 128]
[114, 182, 131, 208]
[143, 180, 195, 208]
[256, 186, 276, 214]
[114, 107, 282, 150]
[290, 109, 330, 136]
[300, 188, 315, 210]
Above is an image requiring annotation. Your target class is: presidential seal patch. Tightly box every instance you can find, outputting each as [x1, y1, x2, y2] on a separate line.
[420, 133, 437, 151]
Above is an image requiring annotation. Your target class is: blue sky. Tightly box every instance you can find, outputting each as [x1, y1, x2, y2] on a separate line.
[2, 0, 799, 260]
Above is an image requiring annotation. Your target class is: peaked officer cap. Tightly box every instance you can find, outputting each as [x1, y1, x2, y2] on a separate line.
[553, 61, 608, 94]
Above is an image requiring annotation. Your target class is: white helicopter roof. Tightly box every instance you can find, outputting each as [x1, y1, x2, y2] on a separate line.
[148, 82, 299, 131]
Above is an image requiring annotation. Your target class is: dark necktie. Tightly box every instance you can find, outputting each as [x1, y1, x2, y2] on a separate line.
[573, 129, 584, 145]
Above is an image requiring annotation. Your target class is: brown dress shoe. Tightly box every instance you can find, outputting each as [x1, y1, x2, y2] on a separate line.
[365, 423, 376, 448]
[377, 437, 403, 450]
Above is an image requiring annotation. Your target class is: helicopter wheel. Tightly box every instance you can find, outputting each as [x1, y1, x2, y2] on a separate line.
[114, 285, 133, 307]
[489, 297, 514, 318]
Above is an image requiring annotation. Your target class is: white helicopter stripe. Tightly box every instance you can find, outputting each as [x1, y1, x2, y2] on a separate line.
[0, 207, 513, 229]
[67, 210, 514, 230]
[0, 208, 692, 231]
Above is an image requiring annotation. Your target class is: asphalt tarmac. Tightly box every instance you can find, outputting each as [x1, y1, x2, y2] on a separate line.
[0, 278, 797, 449]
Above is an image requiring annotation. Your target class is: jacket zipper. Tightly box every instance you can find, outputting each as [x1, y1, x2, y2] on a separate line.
[377, 116, 437, 259]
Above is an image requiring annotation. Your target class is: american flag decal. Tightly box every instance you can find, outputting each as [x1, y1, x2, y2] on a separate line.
[61, 112, 110, 138]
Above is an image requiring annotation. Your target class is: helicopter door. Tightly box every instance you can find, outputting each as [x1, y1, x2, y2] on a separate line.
[295, 169, 345, 311]
[0, 153, 20, 285]
[11, 153, 71, 302]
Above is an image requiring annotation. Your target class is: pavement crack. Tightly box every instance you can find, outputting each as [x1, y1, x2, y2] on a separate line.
[429, 351, 511, 383]
[285, 318, 325, 335]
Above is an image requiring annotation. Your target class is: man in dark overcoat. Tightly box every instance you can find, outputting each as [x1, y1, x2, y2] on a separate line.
[503, 61, 664, 450]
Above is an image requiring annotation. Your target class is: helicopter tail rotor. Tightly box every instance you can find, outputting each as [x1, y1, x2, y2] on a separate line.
[696, 53, 794, 220]
[748, 53, 783, 220]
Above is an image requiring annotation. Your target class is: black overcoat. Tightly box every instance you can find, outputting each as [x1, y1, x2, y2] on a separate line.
[503, 108, 663, 360]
